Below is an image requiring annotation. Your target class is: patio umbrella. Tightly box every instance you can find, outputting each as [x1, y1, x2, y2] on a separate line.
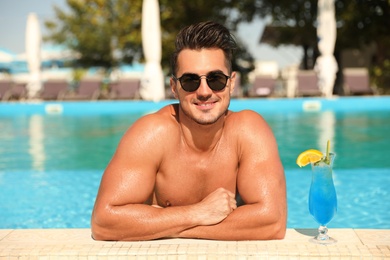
[140, 0, 165, 101]
[314, 0, 338, 98]
[25, 13, 42, 98]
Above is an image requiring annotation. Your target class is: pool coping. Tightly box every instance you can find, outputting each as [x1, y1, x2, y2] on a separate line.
[1, 228, 389, 258]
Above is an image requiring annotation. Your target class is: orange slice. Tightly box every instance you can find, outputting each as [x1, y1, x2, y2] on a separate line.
[296, 149, 324, 167]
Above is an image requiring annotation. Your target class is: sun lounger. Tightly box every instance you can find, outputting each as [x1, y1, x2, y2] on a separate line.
[64, 78, 102, 100]
[109, 78, 140, 100]
[0, 79, 12, 101]
[248, 75, 275, 97]
[39, 80, 69, 100]
[296, 70, 322, 97]
[343, 68, 374, 95]
[2, 82, 27, 100]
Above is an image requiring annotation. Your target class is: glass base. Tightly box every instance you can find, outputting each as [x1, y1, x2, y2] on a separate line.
[309, 236, 337, 245]
[309, 226, 337, 245]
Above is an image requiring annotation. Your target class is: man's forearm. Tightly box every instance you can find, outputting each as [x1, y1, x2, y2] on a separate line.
[92, 204, 200, 241]
[176, 204, 286, 240]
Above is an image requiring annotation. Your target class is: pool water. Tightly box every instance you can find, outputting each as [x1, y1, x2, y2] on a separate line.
[0, 99, 389, 229]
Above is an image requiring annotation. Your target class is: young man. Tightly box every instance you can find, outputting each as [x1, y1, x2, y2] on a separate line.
[91, 21, 286, 241]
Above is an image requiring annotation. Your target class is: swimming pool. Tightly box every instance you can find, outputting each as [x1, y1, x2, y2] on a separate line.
[0, 97, 389, 229]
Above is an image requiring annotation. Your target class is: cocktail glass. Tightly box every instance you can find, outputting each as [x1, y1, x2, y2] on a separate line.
[308, 152, 337, 244]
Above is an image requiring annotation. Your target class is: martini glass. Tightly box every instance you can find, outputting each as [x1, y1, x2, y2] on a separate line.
[308, 152, 337, 244]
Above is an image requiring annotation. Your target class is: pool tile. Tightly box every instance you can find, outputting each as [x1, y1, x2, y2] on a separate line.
[0, 229, 13, 241]
[354, 229, 390, 246]
[284, 228, 362, 245]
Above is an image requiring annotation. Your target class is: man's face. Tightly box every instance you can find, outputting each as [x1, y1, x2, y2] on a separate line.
[171, 48, 236, 125]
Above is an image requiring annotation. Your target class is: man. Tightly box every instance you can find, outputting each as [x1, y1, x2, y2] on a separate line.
[91, 21, 286, 241]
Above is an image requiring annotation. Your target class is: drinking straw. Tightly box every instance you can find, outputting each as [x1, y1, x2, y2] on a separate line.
[326, 140, 330, 164]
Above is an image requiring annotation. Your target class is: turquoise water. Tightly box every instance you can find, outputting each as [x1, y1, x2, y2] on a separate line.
[0, 98, 389, 229]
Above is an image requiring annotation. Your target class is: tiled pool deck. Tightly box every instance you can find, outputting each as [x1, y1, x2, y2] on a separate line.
[0, 229, 389, 259]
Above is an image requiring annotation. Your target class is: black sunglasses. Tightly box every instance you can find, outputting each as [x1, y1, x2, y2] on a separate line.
[172, 71, 231, 92]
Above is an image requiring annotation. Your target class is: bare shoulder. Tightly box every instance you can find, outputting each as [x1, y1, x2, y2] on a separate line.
[226, 109, 272, 136]
[117, 104, 179, 155]
[226, 109, 279, 158]
[125, 105, 178, 136]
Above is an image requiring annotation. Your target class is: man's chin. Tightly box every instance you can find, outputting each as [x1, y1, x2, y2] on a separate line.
[191, 112, 225, 125]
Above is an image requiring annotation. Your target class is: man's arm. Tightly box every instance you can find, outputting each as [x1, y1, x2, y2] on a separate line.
[91, 112, 237, 241]
[176, 110, 287, 240]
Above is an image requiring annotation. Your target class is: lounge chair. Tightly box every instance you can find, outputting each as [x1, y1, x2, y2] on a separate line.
[343, 68, 374, 95]
[0, 79, 12, 101]
[4, 82, 27, 100]
[109, 78, 140, 100]
[296, 70, 322, 97]
[248, 75, 275, 97]
[38, 80, 69, 100]
[65, 78, 102, 100]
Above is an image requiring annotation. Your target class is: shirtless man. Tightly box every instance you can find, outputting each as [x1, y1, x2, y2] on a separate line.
[91, 21, 286, 241]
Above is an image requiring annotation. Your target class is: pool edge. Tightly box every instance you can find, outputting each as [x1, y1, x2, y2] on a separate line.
[0, 228, 389, 258]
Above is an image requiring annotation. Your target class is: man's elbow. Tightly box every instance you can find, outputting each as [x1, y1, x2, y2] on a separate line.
[91, 219, 113, 241]
[259, 209, 286, 240]
[256, 220, 285, 240]
[269, 212, 287, 240]
[271, 222, 286, 240]
[90, 210, 119, 241]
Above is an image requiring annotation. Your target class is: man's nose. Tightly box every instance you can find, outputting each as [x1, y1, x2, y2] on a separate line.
[196, 76, 212, 95]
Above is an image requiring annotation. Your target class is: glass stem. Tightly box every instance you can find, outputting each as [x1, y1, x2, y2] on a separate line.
[316, 225, 330, 241]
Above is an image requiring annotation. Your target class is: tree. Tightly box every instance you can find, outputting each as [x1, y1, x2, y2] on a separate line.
[44, 0, 257, 81]
[255, 0, 319, 70]
[45, 0, 143, 69]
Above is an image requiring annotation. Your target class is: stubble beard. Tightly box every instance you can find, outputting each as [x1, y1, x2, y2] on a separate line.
[179, 101, 230, 125]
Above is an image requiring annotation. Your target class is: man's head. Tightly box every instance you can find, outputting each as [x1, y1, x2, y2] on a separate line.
[170, 21, 237, 76]
[170, 21, 238, 126]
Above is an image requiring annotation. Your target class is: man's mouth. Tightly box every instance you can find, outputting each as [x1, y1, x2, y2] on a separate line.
[194, 101, 217, 110]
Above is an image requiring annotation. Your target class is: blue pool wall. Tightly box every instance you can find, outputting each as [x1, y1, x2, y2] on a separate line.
[1, 96, 390, 116]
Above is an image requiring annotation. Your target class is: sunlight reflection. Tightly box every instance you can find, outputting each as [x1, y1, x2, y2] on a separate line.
[28, 115, 46, 171]
[317, 110, 336, 152]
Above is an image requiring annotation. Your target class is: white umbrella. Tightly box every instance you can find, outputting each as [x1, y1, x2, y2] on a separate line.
[314, 0, 338, 98]
[25, 13, 42, 98]
[140, 0, 165, 101]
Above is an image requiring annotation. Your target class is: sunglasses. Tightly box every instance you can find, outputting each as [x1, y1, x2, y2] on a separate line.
[172, 71, 231, 92]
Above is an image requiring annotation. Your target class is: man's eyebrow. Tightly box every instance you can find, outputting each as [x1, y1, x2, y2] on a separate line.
[208, 70, 225, 74]
[181, 70, 225, 75]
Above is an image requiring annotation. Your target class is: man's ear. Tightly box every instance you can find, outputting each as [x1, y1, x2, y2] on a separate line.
[229, 71, 237, 95]
[170, 77, 178, 99]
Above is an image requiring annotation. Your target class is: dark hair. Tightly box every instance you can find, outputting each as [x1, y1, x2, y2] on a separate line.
[170, 21, 237, 76]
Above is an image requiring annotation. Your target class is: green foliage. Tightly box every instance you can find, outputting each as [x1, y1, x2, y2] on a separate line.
[45, 0, 389, 91]
[44, 0, 256, 81]
[45, 0, 143, 69]
[253, 0, 390, 91]
[336, 0, 390, 92]
[256, 0, 318, 46]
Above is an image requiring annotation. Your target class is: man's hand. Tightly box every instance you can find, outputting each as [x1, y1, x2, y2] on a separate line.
[192, 188, 237, 226]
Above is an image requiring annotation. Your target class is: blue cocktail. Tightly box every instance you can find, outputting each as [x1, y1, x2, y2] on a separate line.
[308, 152, 337, 244]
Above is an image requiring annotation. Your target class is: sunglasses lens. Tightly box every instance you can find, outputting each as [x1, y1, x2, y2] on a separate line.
[177, 72, 229, 92]
[180, 74, 200, 92]
[207, 72, 228, 91]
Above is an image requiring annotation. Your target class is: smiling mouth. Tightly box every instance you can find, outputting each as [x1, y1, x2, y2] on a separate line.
[195, 101, 216, 110]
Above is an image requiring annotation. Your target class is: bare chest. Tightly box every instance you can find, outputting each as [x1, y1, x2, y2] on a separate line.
[153, 144, 238, 207]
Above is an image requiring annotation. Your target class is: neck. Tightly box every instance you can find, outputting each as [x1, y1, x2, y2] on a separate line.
[177, 108, 225, 152]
